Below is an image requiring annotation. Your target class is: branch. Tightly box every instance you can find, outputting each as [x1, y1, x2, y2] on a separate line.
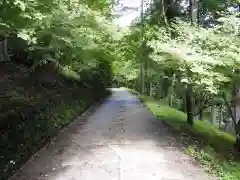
[165, 0, 176, 14]
[193, 97, 213, 116]
[193, 99, 211, 116]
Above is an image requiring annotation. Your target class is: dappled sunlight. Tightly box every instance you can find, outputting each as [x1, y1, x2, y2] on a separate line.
[2, 0, 240, 180]
[10, 89, 216, 180]
[144, 95, 240, 179]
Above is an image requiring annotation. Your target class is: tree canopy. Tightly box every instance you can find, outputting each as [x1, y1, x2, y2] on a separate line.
[112, 0, 240, 130]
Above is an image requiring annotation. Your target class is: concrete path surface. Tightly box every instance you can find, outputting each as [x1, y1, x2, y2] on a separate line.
[9, 88, 218, 180]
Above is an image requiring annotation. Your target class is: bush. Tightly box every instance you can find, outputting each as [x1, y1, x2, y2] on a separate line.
[0, 61, 111, 180]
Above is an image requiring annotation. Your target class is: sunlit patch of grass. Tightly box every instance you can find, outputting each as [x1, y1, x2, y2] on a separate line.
[140, 95, 240, 180]
[60, 66, 80, 81]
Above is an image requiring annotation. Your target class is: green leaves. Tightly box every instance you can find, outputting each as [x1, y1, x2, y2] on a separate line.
[2, 0, 117, 68]
[147, 13, 240, 94]
[113, 2, 240, 100]
[17, 29, 37, 44]
[14, 0, 26, 11]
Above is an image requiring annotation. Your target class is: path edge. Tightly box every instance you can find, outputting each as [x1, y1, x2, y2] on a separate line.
[9, 91, 111, 180]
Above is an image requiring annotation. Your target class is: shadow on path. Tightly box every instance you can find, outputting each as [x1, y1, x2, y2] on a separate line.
[9, 89, 218, 180]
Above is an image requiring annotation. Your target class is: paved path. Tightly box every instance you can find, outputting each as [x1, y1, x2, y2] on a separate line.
[10, 88, 218, 180]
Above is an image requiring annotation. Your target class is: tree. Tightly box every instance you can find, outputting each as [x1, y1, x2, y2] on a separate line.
[114, 0, 240, 130]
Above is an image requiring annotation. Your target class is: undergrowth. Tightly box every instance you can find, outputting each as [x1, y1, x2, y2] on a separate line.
[0, 63, 110, 180]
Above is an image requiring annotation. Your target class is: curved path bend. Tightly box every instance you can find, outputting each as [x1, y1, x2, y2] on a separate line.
[10, 88, 218, 180]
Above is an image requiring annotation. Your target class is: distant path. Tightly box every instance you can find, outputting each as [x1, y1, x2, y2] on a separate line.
[10, 88, 218, 180]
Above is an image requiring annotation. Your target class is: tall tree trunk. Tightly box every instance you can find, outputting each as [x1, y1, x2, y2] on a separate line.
[168, 73, 175, 107]
[140, 48, 145, 95]
[210, 105, 217, 125]
[195, 98, 204, 120]
[169, 93, 173, 107]
[140, 0, 145, 95]
[189, 0, 198, 24]
[0, 38, 10, 62]
[222, 93, 237, 131]
[168, 82, 173, 107]
[199, 109, 203, 120]
[162, 77, 169, 98]
[219, 105, 223, 128]
[181, 101, 186, 112]
[149, 80, 153, 97]
[158, 83, 162, 98]
[155, 83, 159, 98]
[180, 91, 186, 112]
[186, 85, 194, 126]
[161, 0, 171, 35]
[197, 0, 200, 27]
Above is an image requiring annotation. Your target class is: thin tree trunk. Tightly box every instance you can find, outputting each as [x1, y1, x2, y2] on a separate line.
[222, 93, 237, 130]
[149, 80, 153, 97]
[189, 0, 198, 25]
[158, 83, 162, 98]
[219, 105, 223, 128]
[169, 73, 175, 107]
[186, 85, 194, 126]
[210, 105, 217, 125]
[199, 109, 203, 120]
[180, 95, 186, 112]
[169, 81, 173, 106]
[0, 38, 10, 62]
[195, 98, 204, 120]
[169, 94, 173, 107]
[162, 77, 169, 98]
[197, 0, 200, 27]
[140, 0, 145, 95]
[161, 0, 170, 34]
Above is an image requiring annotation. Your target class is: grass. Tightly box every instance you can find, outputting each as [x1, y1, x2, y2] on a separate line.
[134, 94, 240, 180]
[60, 66, 80, 81]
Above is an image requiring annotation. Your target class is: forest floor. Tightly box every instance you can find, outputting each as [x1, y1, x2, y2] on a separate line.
[9, 88, 217, 180]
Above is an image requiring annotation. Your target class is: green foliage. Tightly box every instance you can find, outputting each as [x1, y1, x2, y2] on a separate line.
[114, 0, 240, 178]
[0, 0, 117, 69]
[0, 63, 111, 180]
[149, 18, 239, 93]
[0, 0, 115, 179]
[112, 0, 240, 129]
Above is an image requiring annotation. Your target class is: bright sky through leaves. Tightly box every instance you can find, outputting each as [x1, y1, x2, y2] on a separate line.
[113, 0, 150, 27]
